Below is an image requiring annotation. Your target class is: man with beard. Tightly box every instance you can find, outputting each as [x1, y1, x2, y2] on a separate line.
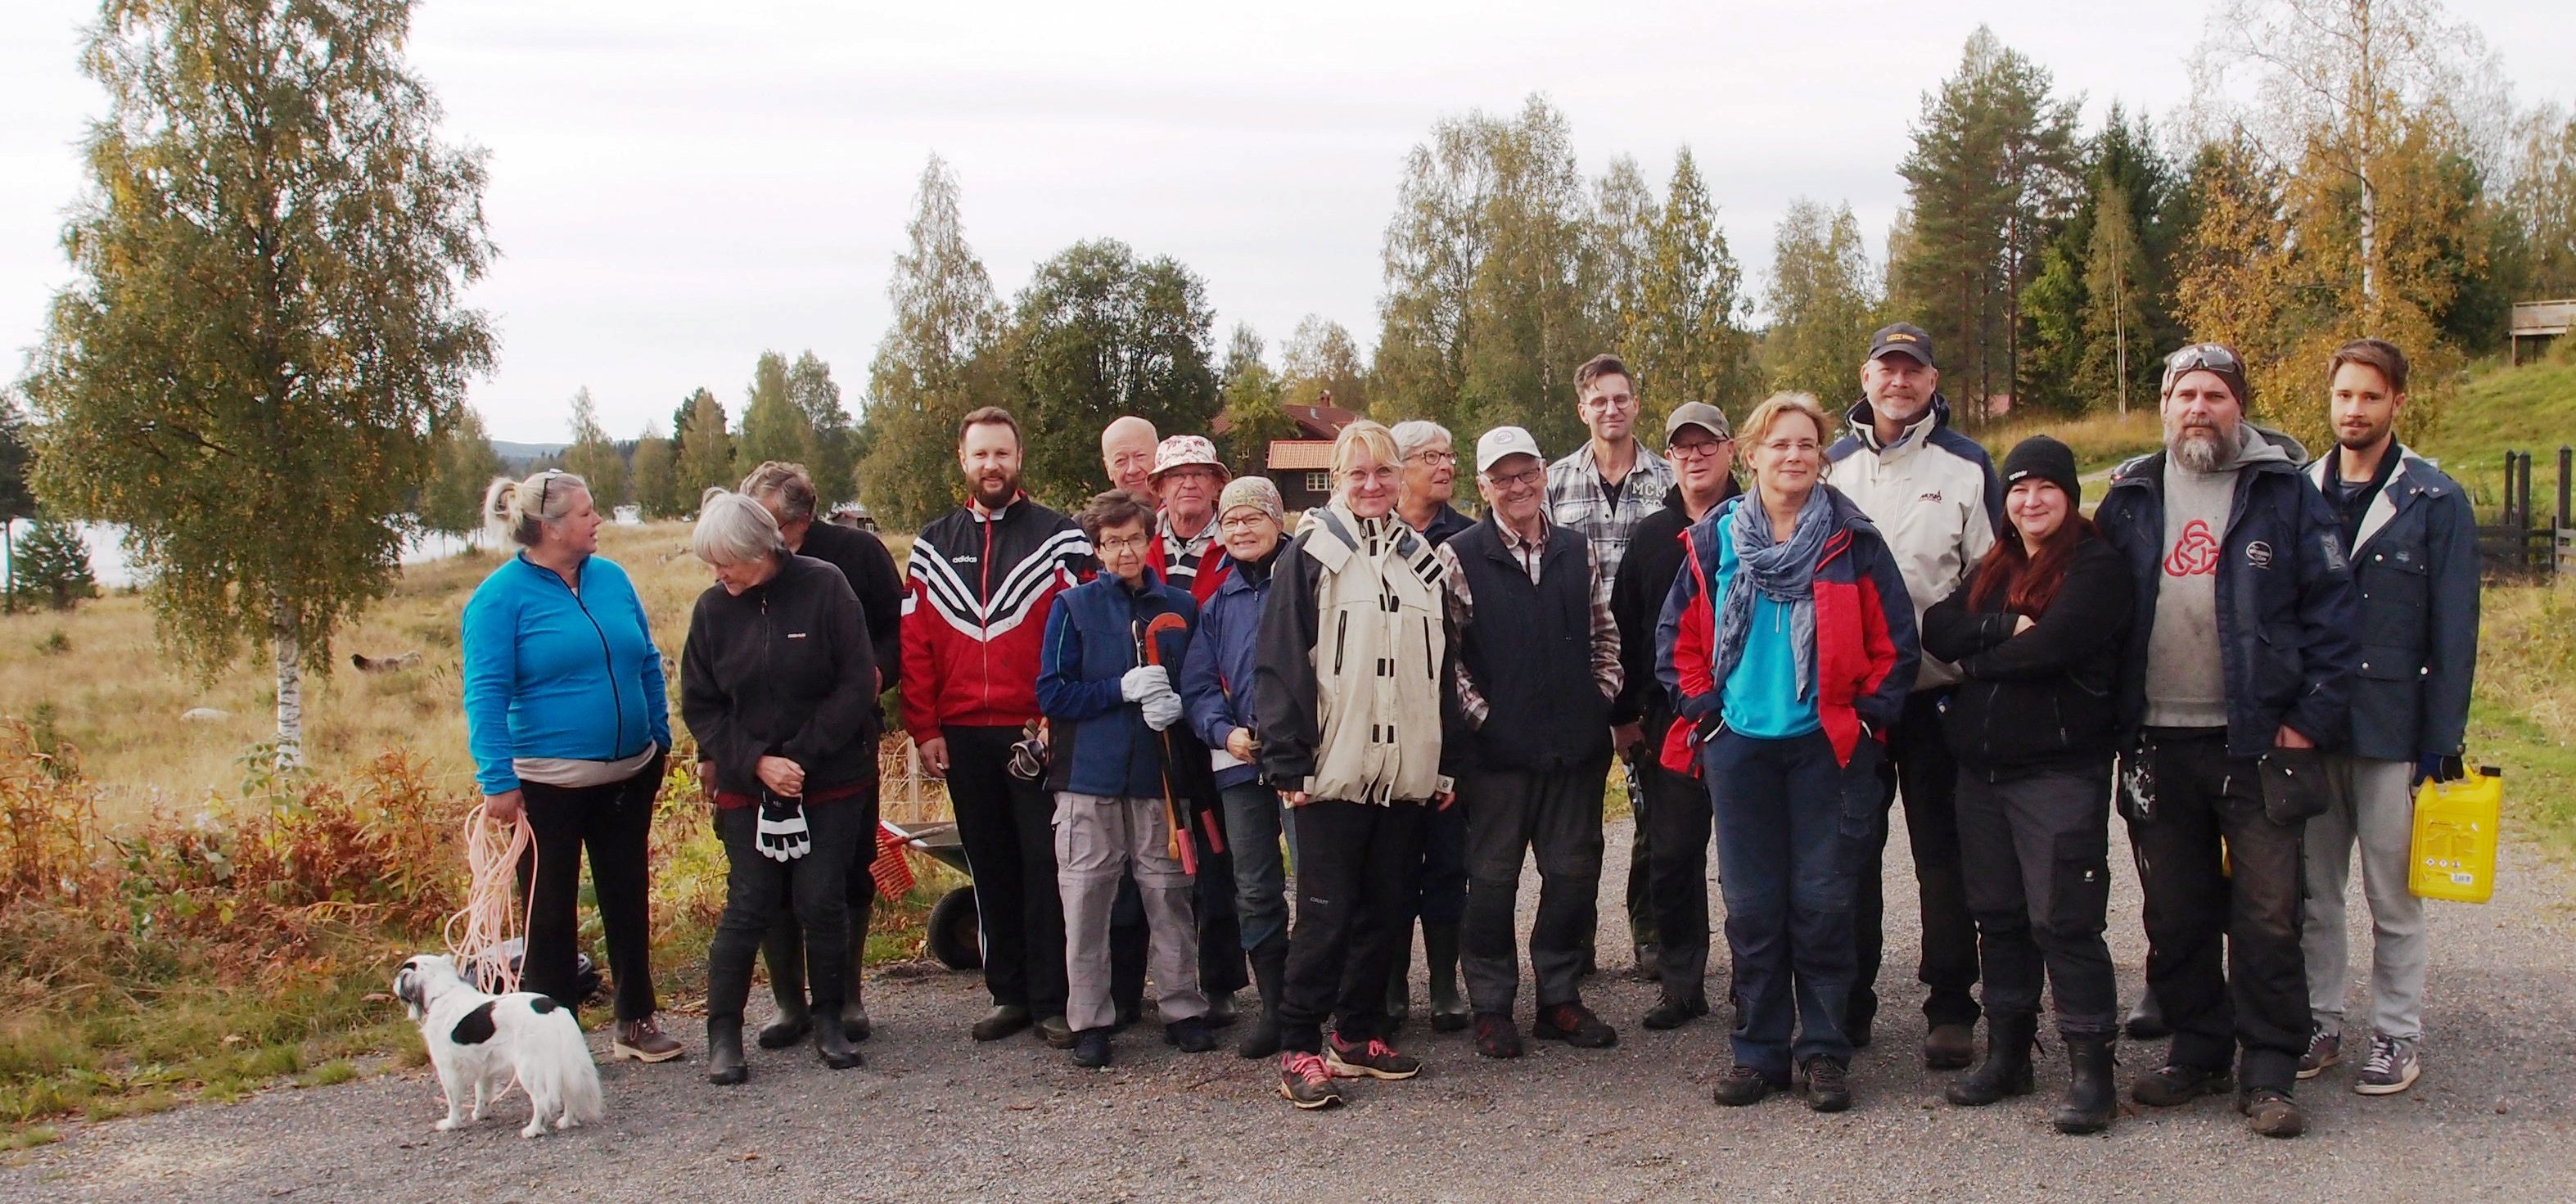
[1825, 323, 1999, 1069]
[1609, 403, 1740, 1030]
[902, 407, 1092, 1046]
[2096, 343, 2357, 1139]
[2296, 339, 2476, 1098]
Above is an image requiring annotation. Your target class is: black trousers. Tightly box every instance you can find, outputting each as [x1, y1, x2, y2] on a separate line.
[708, 796, 864, 1020]
[762, 781, 881, 1003]
[517, 754, 665, 1021]
[1853, 688, 1981, 1031]
[1957, 760, 2118, 1041]
[1640, 755, 1716, 1003]
[1460, 759, 1610, 1016]
[943, 724, 1067, 1014]
[2127, 730, 2308, 1093]
[1624, 760, 1658, 950]
[1279, 800, 1426, 1053]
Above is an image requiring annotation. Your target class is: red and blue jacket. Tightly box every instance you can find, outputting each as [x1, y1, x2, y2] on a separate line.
[900, 495, 1092, 733]
[1652, 485, 1919, 771]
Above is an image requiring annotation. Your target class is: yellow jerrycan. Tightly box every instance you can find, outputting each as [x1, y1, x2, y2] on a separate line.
[2409, 767, 2502, 904]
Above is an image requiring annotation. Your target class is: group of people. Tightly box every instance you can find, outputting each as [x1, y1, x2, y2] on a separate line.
[458, 322, 2477, 1138]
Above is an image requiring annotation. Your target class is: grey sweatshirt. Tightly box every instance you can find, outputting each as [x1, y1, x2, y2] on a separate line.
[2144, 425, 2292, 729]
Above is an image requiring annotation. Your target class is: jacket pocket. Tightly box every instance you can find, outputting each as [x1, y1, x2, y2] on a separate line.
[2258, 746, 2333, 825]
[2252, 628, 2305, 706]
[1838, 737, 1884, 841]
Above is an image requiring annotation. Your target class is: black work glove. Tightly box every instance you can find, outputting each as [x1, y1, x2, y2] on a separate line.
[2414, 754, 2465, 787]
[756, 790, 811, 861]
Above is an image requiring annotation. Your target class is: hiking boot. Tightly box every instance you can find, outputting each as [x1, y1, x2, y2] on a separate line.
[706, 1016, 747, 1086]
[972, 1004, 1032, 1042]
[1385, 935, 1414, 1028]
[1165, 1017, 1217, 1054]
[612, 1016, 685, 1063]
[2354, 1032, 2420, 1096]
[1070, 1028, 1112, 1069]
[2055, 1037, 2117, 1134]
[1279, 1051, 1345, 1110]
[2132, 1062, 2234, 1107]
[2123, 992, 2169, 1041]
[1712, 1065, 1780, 1107]
[1473, 1013, 1523, 1059]
[1923, 1022, 1976, 1070]
[1946, 1012, 2036, 1107]
[756, 1003, 812, 1051]
[2241, 1088, 2308, 1138]
[1035, 1013, 1076, 1049]
[1533, 1003, 1618, 1048]
[1641, 993, 1711, 1031]
[1845, 1012, 1874, 1050]
[1239, 936, 1288, 1059]
[1207, 991, 1240, 1029]
[2298, 1025, 2341, 1080]
[1628, 943, 1662, 983]
[1801, 1056, 1852, 1112]
[1114, 1002, 1142, 1033]
[1327, 1034, 1422, 1080]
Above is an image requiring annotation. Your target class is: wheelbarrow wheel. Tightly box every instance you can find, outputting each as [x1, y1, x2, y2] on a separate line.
[926, 886, 983, 971]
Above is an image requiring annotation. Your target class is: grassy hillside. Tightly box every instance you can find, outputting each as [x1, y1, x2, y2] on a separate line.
[2414, 354, 2576, 512]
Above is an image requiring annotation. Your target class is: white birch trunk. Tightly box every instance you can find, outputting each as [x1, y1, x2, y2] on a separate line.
[272, 597, 304, 769]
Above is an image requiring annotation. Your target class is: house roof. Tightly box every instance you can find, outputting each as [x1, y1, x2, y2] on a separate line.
[1283, 403, 1359, 439]
[1267, 440, 1335, 471]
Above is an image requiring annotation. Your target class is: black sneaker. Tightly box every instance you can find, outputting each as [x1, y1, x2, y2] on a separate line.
[1326, 1034, 1421, 1080]
[1801, 1056, 1852, 1112]
[2132, 1062, 2234, 1107]
[1642, 994, 1711, 1031]
[1165, 1017, 1216, 1054]
[1712, 1066, 1779, 1107]
[1473, 1013, 1523, 1059]
[2241, 1088, 2308, 1138]
[2297, 1026, 2340, 1080]
[1533, 1003, 1618, 1048]
[1070, 1028, 1112, 1069]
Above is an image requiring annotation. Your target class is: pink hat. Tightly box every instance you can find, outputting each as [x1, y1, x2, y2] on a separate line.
[1149, 435, 1230, 483]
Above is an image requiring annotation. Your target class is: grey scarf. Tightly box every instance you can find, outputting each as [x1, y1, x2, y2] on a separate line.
[1712, 489, 1834, 700]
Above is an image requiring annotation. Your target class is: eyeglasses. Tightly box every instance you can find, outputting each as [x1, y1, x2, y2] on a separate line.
[1405, 450, 1457, 467]
[1667, 438, 1730, 460]
[1095, 533, 1155, 553]
[536, 468, 566, 511]
[2164, 344, 2241, 377]
[1219, 514, 1274, 532]
[1485, 466, 1545, 491]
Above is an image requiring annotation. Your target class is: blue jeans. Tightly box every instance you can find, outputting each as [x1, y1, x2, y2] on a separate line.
[1219, 781, 1291, 952]
[1704, 728, 1877, 1078]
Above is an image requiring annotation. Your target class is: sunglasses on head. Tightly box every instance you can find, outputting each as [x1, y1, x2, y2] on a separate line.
[2164, 344, 2241, 377]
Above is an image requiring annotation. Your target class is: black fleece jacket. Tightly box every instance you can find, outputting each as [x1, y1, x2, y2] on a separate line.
[1919, 534, 2132, 773]
[681, 553, 881, 796]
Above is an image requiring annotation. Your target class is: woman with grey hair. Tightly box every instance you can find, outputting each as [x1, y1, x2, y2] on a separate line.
[1385, 418, 1472, 1031]
[462, 470, 679, 1062]
[681, 489, 882, 1083]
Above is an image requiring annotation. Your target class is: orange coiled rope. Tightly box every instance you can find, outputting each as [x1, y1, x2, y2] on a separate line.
[443, 802, 535, 994]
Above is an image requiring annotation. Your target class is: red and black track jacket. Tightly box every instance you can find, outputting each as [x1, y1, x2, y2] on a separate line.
[900, 495, 1093, 733]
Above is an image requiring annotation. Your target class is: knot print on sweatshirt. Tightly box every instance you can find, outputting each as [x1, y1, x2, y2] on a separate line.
[2164, 518, 2222, 577]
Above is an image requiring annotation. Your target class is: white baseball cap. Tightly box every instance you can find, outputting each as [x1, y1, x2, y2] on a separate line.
[1474, 426, 1545, 475]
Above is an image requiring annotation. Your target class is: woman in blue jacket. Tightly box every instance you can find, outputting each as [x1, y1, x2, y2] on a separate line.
[461, 471, 680, 1064]
[1037, 489, 1216, 1068]
[1180, 475, 1292, 1057]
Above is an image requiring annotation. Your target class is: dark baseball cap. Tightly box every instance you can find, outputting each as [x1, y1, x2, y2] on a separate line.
[1867, 322, 1936, 368]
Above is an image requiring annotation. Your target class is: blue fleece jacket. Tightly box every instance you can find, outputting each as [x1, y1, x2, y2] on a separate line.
[462, 554, 671, 795]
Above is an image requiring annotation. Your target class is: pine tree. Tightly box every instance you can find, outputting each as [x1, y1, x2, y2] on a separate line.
[22, 0, 494, 764]
[561, 389, 629, 510]
[860, 156, 1004, 530]
[1639, 147, 1755, 425]
[9, 517, 97, 612]
[738, 351, 812, 471]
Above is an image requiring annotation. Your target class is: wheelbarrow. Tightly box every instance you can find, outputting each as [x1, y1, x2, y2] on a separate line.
[882, 820, 983, 971]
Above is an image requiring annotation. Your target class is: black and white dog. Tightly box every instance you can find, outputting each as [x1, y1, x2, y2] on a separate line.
[393, 954, 604, 1138]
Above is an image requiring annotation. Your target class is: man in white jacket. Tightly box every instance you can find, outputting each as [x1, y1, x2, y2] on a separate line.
[1824, 323, 2002, 1070]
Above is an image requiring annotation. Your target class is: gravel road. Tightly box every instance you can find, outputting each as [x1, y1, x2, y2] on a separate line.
[10, 809, 2575, 1203]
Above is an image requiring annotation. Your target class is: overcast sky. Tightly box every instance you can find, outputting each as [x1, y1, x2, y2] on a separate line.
[2, 1, 2568, 444]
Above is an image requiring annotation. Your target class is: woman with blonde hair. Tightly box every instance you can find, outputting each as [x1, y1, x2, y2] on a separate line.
[1655, 393, 1919, 1113]
[461, 470, 679, 1062]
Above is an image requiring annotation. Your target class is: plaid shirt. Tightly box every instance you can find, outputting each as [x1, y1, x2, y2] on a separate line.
[1434, 516, 1622, 730]
[1545, 442, 1674, 606]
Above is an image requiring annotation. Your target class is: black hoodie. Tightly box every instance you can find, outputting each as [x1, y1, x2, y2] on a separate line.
[681, 553, 881, 797]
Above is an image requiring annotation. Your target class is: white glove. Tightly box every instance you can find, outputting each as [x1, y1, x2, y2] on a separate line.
[1121, 665, 1171, 702]
[1142, 690, 1184, 733]
[755, 793, 812, 862]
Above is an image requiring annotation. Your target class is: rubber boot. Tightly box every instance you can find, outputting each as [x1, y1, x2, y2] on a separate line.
[1238, 936, 1288, 1059]
[706, 1016, 747, 1085]
[1946, 1012, 2037, 1106]
[2124, 990, 2168, 1040]
[841, 896, 873, 1041]
[757, 921, 812, 1049]
[2055, 1037, 2117, 1134]
[1383, 927, 1414, 1026]
[810, 997, 864, 1069]
[1423, 922, 1470, 1032]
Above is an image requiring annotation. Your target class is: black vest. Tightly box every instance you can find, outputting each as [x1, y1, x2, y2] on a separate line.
[1450, 519, 1611, 771]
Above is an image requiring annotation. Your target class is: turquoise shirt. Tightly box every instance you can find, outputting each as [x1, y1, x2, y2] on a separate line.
[1712, 518, 1822, 740]
[461, 554, 670, 795]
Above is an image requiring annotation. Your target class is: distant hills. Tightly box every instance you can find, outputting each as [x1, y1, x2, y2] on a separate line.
[491, 440, 568, 472]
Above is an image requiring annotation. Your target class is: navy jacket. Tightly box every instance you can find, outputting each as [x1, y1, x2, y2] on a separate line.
[1038, 567, 1202, 799]
[2307, 447, 2479, 763]
[2096, 449, 2360, 759]
[1180, 548, 1275, 790]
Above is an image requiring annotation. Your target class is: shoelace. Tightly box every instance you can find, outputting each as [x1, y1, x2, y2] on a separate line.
[1288, 1053, 1331, 1084]
[2364, 1037, 2400, 1075]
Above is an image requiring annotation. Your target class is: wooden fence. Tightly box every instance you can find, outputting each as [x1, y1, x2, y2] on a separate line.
[2481, 447, 2574, 578]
